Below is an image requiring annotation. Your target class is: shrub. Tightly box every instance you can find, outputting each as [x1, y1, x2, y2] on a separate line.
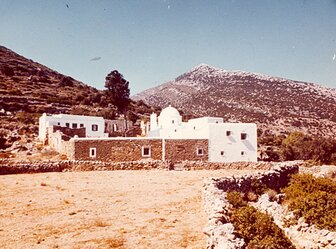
[280, 132, 336, 164]
[0, 130, 9, 150]
[229, 206, 295, 249]
[226, 191, 247, 208]
[282, 174, 336, 231]
[1, 65, 14, 76]
[245, 191, 258, 202]
[265, 189, 278, 202]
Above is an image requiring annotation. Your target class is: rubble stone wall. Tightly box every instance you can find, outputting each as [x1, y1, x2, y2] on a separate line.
[72, 139, 163, 161]
[47, 128, 75, 158]
[165, 139, 208, 162]
[0, 159, 276, 175]
[203, 165, 299, 249]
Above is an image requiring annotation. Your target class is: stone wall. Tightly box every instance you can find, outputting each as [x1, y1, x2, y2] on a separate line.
[72, 138, 210, 162]
[165, 139, 208, 162]
[47, 129, 75, 158]
[52, 125, 86, 139]
[203, 165, 299, 249]
[0, 159, 168, 174]
[0, 159, 276, 175]
[73, 139, 163, 161]
[252, 194, 336, 249]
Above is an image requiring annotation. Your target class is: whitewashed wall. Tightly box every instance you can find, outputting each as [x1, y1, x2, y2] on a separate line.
[208, 123, 257, 162]
[39, 113, 108, 143]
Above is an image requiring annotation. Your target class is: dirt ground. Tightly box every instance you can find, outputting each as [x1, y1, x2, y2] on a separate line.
[0, 169, 253, 249]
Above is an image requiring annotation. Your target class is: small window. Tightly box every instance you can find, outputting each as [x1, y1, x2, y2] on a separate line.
[80, 123, 84, 128]
[72, 123, 78, 129]
[220, 151, 224, 156]
[226, 131, 231, 136]
[57, 122, 60, 126]
[216, 121, 219, 124]
[197, 148, 204, 156]
[193, 126, 196, 130]
[90, 148, 96, 158]
[241, 151, 245, 156]
[174, 129, 177, 132]
[142, 146, 151, 157]
[65, 123, 70, 128]
[241, 133, 247, 140]
[92, 124, 98, 131]
[172, 120, 175, 124]
[113, 124, 117, 132]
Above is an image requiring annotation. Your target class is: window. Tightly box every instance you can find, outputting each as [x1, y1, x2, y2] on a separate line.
[65, 123, 70, 128]
[172, 120, 175, 124]
[92, 124, 98, 131]
[241, 151, 245, 156]
[197, 148, 204, 156]
[193, 126, 196, 130]
[241, 133, 247, 140]
[80, 123, 84, 128]
[90, 148, 96, 158]
[72, 123, 78, 129]
[220, 151, 224, 156]
[113, 124, 117, 132]
[216, 121, 219, 124]
[57, 122, 60, 126]
[142, 146, 151, 157]
[226, 131, 231, 136]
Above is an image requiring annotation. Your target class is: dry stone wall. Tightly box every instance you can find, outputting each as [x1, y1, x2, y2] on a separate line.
[203, 165, 299, 249]
[252, 194, 336, 249]
[203, 164, 336, 249]
[0, 159, 277, 175]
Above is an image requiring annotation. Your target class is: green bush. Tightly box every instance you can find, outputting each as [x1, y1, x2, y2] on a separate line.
[282, 174, 336, 231]
[227, 191, 247, 208]
[229, 206, 295, 249]
[280, 132, 336, 164]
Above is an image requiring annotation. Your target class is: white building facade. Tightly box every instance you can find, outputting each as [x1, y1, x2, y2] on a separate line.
[148, 106, 257, 162]
[39, 113, 108, 144]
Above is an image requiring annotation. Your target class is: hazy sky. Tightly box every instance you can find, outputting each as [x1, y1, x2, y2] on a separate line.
[1, 0, 336, 94]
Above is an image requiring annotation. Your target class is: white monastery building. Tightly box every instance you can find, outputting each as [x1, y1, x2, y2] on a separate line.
[39, 113, 108, 144]
[147, 106, 257, 162]
[39, 106, 257, 163]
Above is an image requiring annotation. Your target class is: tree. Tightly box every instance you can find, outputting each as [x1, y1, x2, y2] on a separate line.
[104, 70, 130, 113]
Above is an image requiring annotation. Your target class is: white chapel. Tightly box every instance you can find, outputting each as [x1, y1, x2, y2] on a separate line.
[147, 105, 257, 162]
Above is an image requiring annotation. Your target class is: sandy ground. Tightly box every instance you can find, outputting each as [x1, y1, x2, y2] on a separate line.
[0, 169, 253, 249]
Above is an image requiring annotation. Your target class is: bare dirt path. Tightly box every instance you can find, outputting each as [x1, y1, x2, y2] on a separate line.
[0, 170, 252, 249]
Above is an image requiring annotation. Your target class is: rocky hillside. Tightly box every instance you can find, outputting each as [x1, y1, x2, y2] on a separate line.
[0, 45, 155, 153]
[133, 64, 336, 136]
[0, 45, 103, 115]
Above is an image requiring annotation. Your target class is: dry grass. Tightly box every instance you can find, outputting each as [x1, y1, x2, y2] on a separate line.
[265, 189, 278, 202]
[0, 169, 255, 248]
[246, 191, 258, 202]
[40, 182, 48, 187]
[93, 218, 110, 227]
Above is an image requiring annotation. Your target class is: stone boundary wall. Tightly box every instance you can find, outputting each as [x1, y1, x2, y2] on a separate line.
[251, 194, 336, 249]
[0, 159, 278, 175]
[203, 165, 299, 249]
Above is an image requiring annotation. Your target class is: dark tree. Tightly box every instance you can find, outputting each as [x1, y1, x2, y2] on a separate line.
[104, 70, 130, 112]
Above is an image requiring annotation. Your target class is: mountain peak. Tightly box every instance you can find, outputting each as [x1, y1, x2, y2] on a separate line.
[133, 65, 336, 137]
